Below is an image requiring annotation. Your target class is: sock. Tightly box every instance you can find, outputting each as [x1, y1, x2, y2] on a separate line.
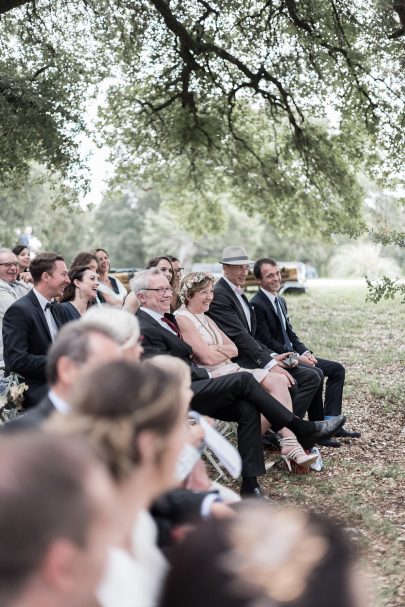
[288, 417, 317, 438]
[240, 476, 259, 492]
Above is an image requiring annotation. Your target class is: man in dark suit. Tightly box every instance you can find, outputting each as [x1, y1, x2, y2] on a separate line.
[3, 320, 124, 431]
[2, 252, 71, 408]
[207, 246, 324, 422]
[133, 268, 344, 497]
[251, 258, 360, 440]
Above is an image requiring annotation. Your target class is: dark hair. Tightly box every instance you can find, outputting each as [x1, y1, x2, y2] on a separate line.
[166, 255, 180, 263]
[52, 360, 183, 482]
[46, 320, 117, 385]
[12, 245, 29, 257]
[160, 504, 357, 607]
[60, 265, 91, 303]
[253, 257, 278, 280]
[30, 252, 65, 284]
[0, 433, 97, 604]
[145, 256, 175, 287]
[71, 251, 98, 268]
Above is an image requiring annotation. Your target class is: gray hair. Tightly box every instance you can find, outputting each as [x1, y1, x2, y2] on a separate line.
[131, 268, 162, 294]
[0, 248, 13, 258]
[46, 320, 117, 385]
[81, 306, 140, 350]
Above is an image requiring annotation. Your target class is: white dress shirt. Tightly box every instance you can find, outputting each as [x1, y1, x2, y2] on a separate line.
[48, 389, 70, 414]
[259, 287, 288, 329]
[32, 288, 58, 341]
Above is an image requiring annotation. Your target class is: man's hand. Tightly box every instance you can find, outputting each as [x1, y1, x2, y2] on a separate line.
[270, 364, 295, 387]
[301, 352, 317, 365]
[298, 355, 316, 366]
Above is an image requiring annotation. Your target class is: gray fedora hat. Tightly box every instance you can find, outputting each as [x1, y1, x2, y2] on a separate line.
[220, 245, 255, 265]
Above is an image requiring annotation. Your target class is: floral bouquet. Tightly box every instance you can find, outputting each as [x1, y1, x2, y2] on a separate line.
[0, 373, 28, 423]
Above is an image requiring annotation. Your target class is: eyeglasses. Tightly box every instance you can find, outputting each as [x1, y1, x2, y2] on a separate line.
[144, 287, 173, 295]
[0, 262, 18, 268]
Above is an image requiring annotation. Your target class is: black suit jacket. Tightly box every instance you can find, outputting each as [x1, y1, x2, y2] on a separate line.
[137, 310, 210, 382]
[207, 277, 274, 369]
[250, 289, 308, 355]
[2, 290, 65, 407]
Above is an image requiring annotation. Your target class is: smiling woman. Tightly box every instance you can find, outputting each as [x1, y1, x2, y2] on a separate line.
[59, 266, 100, 319]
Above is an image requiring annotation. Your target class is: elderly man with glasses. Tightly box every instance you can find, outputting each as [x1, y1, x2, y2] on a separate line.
[0, 248, 31, 368]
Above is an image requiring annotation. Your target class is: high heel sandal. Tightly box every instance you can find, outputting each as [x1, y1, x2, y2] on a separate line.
[280, 437, 319, 472]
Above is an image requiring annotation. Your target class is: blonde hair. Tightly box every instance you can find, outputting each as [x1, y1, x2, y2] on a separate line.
[148, 355, 191, 388]
[81, 306, 140, 350]
[179, 272, 215, 305]
[46, 360, 182, 482]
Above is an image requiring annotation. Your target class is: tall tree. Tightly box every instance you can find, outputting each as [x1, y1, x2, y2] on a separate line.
[1, 1, 404, 233]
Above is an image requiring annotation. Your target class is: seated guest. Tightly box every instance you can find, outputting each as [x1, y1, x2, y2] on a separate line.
[2, 320, 123, 430]
[133, 268, 344, 497]
[124, 257, 177, 314]
[12, 244, 33, 283]
[175, 272, 317, 470]
[59, 265, 100, 319]
[146, 256, 176, 288]
[81, 305, 144, 362]
[0, 432, 115, 607]
[47, 358, 192, 607]
[71, 250, 109, 305]
[160, 502, 370, 607]
[2, 252, 70, 407]
[95, 248, 127, 306]
[0, 248, 31, 367]
[207, 246, 325, 423]
[252, 258, 359, 441]
[167, 255, 183, 311]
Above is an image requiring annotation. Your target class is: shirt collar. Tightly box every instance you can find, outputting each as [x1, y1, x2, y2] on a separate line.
[260, 287, 277, 305]
[140, 306, 165, 322]
[222, 276, 245, 295]
[48, 390, 70, 414]
[33, 288, 51, 310]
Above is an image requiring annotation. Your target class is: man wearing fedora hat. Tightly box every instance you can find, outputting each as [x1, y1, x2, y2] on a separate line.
[207, 246, 326, 423]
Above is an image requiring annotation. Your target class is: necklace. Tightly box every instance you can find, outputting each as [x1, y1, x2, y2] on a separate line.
[188, 311, 220, 346]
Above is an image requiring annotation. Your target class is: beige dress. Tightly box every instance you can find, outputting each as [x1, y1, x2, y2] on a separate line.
[175, 307, 267, 383]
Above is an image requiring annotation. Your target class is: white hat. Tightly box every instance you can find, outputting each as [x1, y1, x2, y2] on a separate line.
[220, 245, 255, 265]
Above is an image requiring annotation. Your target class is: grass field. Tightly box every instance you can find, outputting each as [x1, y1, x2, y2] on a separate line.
[255, 281, 405, 607]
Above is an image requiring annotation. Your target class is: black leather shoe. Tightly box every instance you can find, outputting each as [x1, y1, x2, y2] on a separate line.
[262, 430, 282, 452]
[240, 485, 270, 500]
[300, 415, 346, 449]
[335, 427, 361, 439]
[317, 437, 342, 448]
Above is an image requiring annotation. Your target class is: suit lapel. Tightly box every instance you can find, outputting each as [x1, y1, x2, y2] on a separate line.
[138, 310, 190, 352]
[28, 290, 52, 341]
[217, 278, 253, 331]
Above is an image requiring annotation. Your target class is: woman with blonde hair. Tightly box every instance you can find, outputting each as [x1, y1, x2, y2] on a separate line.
[47, 357, 192, 607]
[81, 305, 144, 362]
[175, 272, 317, 471]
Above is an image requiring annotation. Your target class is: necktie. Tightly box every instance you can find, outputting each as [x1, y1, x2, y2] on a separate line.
[161, 316, 182, 339]
[274, 297, 292, 350]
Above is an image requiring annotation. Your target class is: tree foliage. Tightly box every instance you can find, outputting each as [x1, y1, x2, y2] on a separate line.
[1, 0, 404, 233]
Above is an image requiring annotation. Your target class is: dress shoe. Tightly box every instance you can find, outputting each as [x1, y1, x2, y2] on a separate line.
[335, 427, 361, 439]
[317, 437, 342, 448]
[240, 485, 270, 500]
[300, 415, 346, 449]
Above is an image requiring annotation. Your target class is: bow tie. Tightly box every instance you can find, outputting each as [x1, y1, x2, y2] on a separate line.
[234, 286, 245, 296]
[45, 301, 55, 311]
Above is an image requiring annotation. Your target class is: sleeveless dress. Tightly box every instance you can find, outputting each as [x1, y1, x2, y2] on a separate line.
[175, 308, 267, 383]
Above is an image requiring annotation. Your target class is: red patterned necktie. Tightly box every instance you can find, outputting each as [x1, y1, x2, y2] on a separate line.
[161, 316, 182, 339]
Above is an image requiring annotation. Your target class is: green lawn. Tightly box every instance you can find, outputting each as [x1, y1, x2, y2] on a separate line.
[259, 282, 405, 607]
